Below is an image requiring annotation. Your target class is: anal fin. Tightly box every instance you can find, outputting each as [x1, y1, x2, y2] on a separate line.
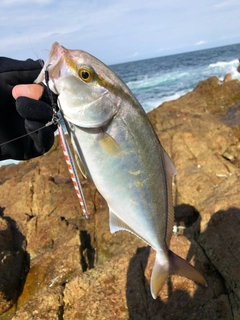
[109, 208, 135, 234]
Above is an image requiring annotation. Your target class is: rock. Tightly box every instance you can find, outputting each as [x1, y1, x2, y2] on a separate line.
[223, 73, 232, 83]
[1, 76, 240, 319]
[198, 207, 240, 319]
[222, 101, 240, 138]
[0, 215, 28, 315]
[63, 233, 230, 320]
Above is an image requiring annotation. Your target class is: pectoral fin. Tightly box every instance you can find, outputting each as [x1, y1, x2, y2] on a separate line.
[98, 132, 122, 157]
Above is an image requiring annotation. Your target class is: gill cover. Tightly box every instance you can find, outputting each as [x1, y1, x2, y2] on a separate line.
[56, 70, 119, 128]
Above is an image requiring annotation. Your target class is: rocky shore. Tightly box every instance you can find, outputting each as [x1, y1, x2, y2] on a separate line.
[0, 75, 240, 319]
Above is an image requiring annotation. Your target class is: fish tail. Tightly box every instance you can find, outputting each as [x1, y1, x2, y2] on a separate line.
[150, 250, 207, 299]
[150, 251, 169, 299]
[168, 250, 207, 287]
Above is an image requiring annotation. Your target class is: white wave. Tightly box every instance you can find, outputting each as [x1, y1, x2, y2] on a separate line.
[208, 59, 238, 68]
[207, 59, 240, 81]
[143, 89, 189, 113]
[127, 72, 189, 91]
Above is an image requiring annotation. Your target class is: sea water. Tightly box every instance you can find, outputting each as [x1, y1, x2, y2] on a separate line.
[110, 42, 240, 113]
[1, 43, 240, 167]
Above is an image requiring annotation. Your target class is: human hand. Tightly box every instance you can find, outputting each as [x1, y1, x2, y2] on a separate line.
[0, 57, 57, 160]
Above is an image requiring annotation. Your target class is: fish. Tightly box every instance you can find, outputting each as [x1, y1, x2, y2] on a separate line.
[35, 42, 207, 298]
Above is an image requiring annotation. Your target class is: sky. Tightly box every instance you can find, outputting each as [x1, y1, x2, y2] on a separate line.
[1, 0, 240, 65]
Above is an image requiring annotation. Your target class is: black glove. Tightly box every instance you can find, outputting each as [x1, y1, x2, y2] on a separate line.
[0, 57, 57, 160]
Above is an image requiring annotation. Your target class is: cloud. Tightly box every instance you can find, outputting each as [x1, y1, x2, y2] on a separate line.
[131, 52, 139, 57]
[195, 41, 207, 46]
[1, 0, 240, 64]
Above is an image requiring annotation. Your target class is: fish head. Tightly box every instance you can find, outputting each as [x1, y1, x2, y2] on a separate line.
[35, 42, 127, 128]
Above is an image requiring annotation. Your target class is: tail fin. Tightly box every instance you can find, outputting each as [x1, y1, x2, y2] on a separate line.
[150, 252, 169, 299]
[150, 250, 207, 299]
[169, 250, 207, 286]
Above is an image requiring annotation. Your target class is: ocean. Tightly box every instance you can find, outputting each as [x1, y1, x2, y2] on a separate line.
[110, 43, 240, 113]
[1, 43, 240, 167]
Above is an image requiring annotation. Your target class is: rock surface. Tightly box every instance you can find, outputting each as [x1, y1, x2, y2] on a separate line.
[0, 76, 240, 319]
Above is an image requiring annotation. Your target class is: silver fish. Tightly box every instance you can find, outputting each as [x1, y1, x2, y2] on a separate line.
[36, 42, 207, 298]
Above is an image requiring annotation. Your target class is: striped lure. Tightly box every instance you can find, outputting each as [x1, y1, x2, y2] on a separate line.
[57, 120, 89, 218]
[44, 69, 89, 218]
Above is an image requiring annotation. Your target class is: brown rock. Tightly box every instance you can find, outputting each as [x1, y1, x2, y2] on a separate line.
[223, 73, 232, 83]
[0, 76, 240, 318]
[199, 207, 240, 319]
[63, 233, 231, 320]
[194, 76, 240, 117]
[222, 101, 240, 139]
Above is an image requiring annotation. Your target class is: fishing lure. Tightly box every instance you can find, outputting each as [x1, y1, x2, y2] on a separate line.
[45, 69, 89, 218]
[56, 116, 89, 218]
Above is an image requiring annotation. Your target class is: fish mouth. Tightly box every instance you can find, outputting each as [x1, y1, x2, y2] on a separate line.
[34, 42, 64, 84]
[45, 42, 66, 77]
[35, 42, 71, 86]
[49, 42, 67, 62]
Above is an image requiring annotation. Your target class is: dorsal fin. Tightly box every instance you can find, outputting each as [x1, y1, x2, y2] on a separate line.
[163, 150, 176, 246]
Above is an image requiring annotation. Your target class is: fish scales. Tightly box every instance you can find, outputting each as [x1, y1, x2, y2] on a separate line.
[70, 104, 168, 249]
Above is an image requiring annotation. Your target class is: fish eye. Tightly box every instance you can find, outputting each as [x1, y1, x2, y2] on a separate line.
[78, 66, 94, 82]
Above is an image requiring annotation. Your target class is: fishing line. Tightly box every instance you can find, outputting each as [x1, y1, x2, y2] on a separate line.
[0, 122, 55, 147]
[28, 36, 49, 69]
